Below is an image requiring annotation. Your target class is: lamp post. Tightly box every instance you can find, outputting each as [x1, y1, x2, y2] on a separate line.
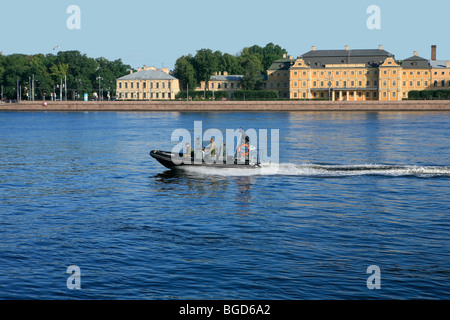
[96, 76, 103, 101]
[326, 75, 334, 101]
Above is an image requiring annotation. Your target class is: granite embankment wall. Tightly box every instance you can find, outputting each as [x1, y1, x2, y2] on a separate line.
[1, 100, 450, 111]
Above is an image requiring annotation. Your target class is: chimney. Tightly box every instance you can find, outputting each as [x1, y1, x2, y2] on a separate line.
[431, 45, 437, 61]
[447, 61, 450, 68]
[345, 45, 349, 51]
[312, 46, 316, 51]
[282, 54, 287, 58]
[223, 71, 228, 76]
[129, 70, 133, 74]
[378, 45, 383, 50]
[414, 51, 418, 57]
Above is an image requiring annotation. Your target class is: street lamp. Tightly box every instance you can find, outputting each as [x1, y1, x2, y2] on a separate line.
[326, 74, 334, 101]
[96, 76, 103, 101]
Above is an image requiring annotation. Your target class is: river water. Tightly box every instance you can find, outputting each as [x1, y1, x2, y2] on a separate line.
[0, 111, 449, 299]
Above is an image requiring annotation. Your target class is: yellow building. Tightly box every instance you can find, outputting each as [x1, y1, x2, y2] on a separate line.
[288, 45, 450, 101]
[399, 51, 431, 99]
[290, 45, 397, 101]
[116, 66, 180, 100]
[429, 45, 450, 90]
[196, 72, 243, 92]
[267, 54, 294, 98]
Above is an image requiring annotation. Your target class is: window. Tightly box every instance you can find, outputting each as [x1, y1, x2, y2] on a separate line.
[393, 70, 396, 75]
[303, 71, 307, 76]
[417, 81, 421, 86]
[351, 81, 355, 87]
[393, 91, 396, 97]
[231, 83, 234, 89]
[374, 80, 378, 86]
[313, 81, 317, 87]
[409, 81, 413, 86]
[373, 92, 377, 98]
[143, 82, 146, 89]
[119, 82, 122, 89]
[302, 81, 306, 87]
[156, 83, 159, 89]
[424, 81, 428, 87]
[136, 82, 139, 89]
[336, 81, 339, 87]
[294, 92, 298, 98]
[131, 82, 133, 89]
[131, 92, 134, 98]
[351, 71, 355, 75]
[393, 80, 396, 86]
[343, 71, 347, 75]
[434, 81, 438, 87]
[358, 81, 362, 86]
[359, 71, 362, 75]
[336, 71, 340, 76]
[343, 81, 347, 87]
[417, 71, 421, 75]
[403, 81, 406, 86]
[320, 81, 324, 87]
[383, 92, 387, 98]
[442, 80, 446, 87]
[224, 83, 228, 89]
[125, 82, 128, 89]
[218, 83, 221, 89]
[294, 81, 297, 87]
[162, 93, 165, 99]
[383, 70, 387, 75]
[383, 80, 387, 86]
[143, 92, 146, 98]
[125, 93, 128, 98]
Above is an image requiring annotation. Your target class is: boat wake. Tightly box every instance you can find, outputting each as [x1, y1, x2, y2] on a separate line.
[177, 162, 450, 177]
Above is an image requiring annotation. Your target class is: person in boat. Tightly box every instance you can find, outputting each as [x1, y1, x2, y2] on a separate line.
[184, 143, 193, 158]
[203, 137, 217, 158]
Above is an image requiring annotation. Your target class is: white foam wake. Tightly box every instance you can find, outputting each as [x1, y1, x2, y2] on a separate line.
[177, 162, 450, 177]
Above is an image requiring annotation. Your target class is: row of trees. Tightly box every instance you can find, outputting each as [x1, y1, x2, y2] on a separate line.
[173, 43, 288, 91]
[0, 51, 132, 101]
[408, 89, 450, 100]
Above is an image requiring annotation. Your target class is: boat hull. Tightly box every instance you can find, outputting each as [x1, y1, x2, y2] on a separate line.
[150, 150, 259, 170]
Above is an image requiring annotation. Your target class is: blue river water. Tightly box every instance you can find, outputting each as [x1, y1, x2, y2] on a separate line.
[0, 110, 449, 300]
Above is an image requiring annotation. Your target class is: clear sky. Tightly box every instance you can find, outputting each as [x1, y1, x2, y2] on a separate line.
[1, 0, 449, 70]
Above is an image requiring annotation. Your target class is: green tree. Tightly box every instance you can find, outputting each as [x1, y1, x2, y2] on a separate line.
[174, 55, 197, 90]
[193, 49, 219, 87]
[240, 54, 264, 90]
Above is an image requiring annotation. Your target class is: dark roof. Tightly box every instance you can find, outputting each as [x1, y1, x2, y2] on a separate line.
[298, 49, 394, 68]
[210, 75, 243, 81]
[401, 55, 430, 69]
[268, 57, 294, 71]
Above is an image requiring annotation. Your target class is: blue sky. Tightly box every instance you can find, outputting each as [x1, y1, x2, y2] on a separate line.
[1, 0, 449, 69]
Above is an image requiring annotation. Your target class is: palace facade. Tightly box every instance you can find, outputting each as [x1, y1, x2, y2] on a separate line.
[116, 66, 180, 100]
[116, 45, 450, 101]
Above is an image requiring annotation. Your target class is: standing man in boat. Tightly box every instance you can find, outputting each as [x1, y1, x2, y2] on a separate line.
[184, 143, 193, 158]
[204, 137, 217, 159]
